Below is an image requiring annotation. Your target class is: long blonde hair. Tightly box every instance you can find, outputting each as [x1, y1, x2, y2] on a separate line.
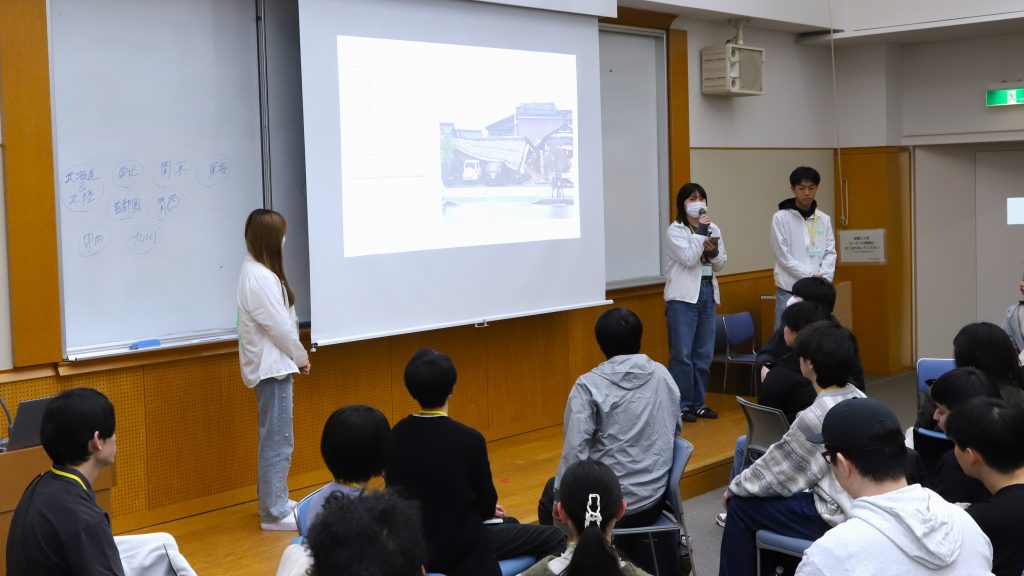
[244, 209, 295, 307]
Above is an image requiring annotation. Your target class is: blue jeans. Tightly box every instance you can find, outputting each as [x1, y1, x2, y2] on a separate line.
[774, 287, 792, 331]
[256, 375, 294, 522]
[667, 280, 716, 412]
[730, 435, 748, 481]
[719, 492, 831, 576]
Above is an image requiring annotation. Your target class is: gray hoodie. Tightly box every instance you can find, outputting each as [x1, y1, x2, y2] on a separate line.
[797, 484, 994, 575]
[554, 354, 681, 511]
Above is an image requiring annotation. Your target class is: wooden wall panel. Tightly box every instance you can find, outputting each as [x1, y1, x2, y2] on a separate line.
[0, 0, 62, 366]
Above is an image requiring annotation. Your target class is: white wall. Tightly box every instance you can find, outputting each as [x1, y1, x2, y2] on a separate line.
[627, 0, 843, 30]
[847, 1, 1024, 31]
[680, 19, 836, 148]
[470, 0, 614, 17]
[914, 142, 1024, 358]
[834, 43, 903, 147]
[903, 35, 1024, 144]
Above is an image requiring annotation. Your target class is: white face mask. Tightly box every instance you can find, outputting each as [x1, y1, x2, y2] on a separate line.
[786, 295, 802, 308]
[685, 202, 707, 219]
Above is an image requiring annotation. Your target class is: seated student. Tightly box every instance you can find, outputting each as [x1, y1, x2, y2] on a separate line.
[541, 307, 680, 574]
[716, 301, 830, 527]
[1003, 279, 1024, 354]
[6, 388, 194, 576]
[945, 397, 1024, 576]
[522, 460, 652, 576]
[928, 367, 1000, 504]
[386, 349, 565, 576]
[797, 398, 993, 575]
[917, 322, 1024, 429]
[303, 404, 390, 527]
[719, 321, 866, 576]
[305, 491, 428, 576]
[755, 276, 865, 390]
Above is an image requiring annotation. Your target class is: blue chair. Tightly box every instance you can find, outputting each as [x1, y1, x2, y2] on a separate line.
[499, 556, 536, 576]
[916, 358, 955, 395]
[294, 486, 325, 536]
[755, 529, 812, 576]
[713, 312, 759, 395]
[612, 437, 695, 576]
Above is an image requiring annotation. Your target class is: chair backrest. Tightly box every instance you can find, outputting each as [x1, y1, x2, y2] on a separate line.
[723, 311, 755, 350]
[666, 436, 693, 520]
[295, 487, 321, 536]
[714, 314, 728, 354]
[736, 396, 790, 456]
[916, 358, 956, 394]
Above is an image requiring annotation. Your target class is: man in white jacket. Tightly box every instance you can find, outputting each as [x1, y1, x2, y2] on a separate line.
[798, 397, 994, 575]
[770, 166, 836, 329]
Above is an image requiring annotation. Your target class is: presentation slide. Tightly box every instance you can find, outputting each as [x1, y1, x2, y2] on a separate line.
[338, 36, 580, 257]
[1009, 197, 1024, 225]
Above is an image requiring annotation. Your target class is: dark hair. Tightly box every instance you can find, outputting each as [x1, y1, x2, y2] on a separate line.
[929, 367, 999, 410]
[594, 307, 643, 359]
[560, 460, 625, 576]
[307, 490, 426, 576]
[674, 182, 707, 224]
[945, 397, 1024, 474]
[953, 322, 1024, 390]
[789, 166, 821, 187]
[403, 348, 457, 409]
[794, 321, 855, 388]
[40, 388, 116, 467]
[791, 277, 837, 314]
[827, 419, 907, 482]
[781, 301, 830, 334]
[321, 405, 391, 483]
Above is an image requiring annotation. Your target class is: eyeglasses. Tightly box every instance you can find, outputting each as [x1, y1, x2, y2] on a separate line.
[821, 450, 836, 465]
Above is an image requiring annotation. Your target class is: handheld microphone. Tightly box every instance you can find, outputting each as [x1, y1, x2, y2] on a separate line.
[698, 208, 707, 216]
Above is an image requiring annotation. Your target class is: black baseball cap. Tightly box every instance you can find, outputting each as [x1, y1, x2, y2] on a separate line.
[806, 398, 904, 449]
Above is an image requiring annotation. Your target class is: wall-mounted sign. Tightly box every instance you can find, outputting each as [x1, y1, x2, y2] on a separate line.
[839, 229, 886, 264]
[986, 88, 1024, 107]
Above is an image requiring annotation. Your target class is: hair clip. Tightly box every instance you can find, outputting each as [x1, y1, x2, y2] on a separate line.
[584, 493, 602, 528]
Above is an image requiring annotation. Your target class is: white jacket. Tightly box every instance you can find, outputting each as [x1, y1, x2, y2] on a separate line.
[237, 255, 308, 388]
[796, 484, 994, 576]
[664, 221, 726, 304]
[771, 203, 836, 291]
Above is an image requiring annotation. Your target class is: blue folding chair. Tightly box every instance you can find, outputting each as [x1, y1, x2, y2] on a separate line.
[712, 311, 759, 395]
[294, 486, 325, 536]
[916, 358, 955, 395]
[756, 529, 812, 576]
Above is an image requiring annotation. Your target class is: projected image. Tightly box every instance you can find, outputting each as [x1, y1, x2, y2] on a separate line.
[338, 36, 580, 257]
[1010, 198, 1024, 225]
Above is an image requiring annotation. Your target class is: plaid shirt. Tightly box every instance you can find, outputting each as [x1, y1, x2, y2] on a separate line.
[729, 385, 867, 526]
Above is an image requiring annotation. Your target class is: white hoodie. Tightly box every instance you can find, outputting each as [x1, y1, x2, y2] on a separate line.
[797, 484, 994, 576]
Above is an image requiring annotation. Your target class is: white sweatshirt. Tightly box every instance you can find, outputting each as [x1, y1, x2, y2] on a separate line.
[770, 200, 836, 292]
[796, 484, 994, 576]
[237, 255, 308, 388]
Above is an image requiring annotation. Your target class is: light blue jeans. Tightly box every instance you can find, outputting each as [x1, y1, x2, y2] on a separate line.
[666, 280, 717, 412]
[774, 287, 793, 331]
[256, 374, 294, 522]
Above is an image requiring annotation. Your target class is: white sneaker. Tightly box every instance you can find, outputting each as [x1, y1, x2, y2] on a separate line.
[261, 514, 298, 531]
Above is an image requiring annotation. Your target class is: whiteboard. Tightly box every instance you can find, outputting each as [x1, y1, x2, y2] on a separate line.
[49, 0, 264, 359]
[599, 27, 669, 288]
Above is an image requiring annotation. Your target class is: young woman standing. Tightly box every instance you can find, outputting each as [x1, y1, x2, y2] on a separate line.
[238, 209, 311, 531]
[665, 183, 727, 423]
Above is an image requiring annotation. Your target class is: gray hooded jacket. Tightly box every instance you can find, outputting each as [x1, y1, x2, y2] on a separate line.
[555, 354, 682, 511]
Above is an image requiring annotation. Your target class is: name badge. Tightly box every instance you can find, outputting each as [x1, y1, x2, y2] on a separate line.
[701, 264, 713, 277]
[807, 244, 823, 257]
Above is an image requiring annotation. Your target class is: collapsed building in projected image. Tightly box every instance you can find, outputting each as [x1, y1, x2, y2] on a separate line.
[440, 102, 574, 197]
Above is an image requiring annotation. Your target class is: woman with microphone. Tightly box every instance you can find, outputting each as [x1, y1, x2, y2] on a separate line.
[665, 183, 727, 422]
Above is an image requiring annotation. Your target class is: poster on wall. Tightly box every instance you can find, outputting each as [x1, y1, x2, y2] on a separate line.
[839, 229, 886, 264]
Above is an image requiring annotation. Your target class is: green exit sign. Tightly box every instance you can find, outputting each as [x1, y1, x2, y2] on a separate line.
[986, 88, 1024, 106]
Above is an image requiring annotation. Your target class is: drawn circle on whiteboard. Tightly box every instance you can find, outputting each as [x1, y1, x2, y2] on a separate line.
[111, 160, 144, 188]
[153, 155, 192, 189]
[150, 191, 185, 221]
[127, 226, 163, 254]
[77, 225, 112, 257]
[196, 154, 231, 187]
[106, 194, 144, 221]
[60, 165, 104, 213]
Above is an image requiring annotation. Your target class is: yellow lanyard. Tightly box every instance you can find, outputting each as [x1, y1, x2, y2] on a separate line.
[50, 467, 87, 492]
[804, 213, 818, 246]
[418, 410, 448, 417]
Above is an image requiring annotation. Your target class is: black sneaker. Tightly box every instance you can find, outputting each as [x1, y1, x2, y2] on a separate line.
[695, 407, 719, 419]
[681, 410, 697, 423]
